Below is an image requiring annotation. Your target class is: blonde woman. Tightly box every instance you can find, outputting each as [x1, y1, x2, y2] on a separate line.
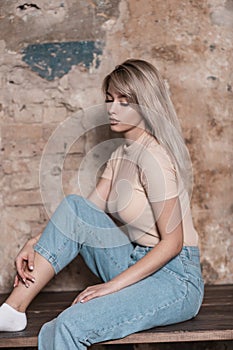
[0, 59, 204, 349]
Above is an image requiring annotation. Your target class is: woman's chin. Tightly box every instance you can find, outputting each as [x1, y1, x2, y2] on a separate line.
[109, 123, 122, 132]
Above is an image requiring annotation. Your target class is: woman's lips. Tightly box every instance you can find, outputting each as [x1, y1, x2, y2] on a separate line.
[109, 118, 120, 125]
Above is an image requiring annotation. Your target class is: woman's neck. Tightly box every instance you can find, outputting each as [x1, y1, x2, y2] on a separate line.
[123, 122, 147, 146]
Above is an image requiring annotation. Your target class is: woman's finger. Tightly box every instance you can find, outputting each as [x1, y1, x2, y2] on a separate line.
[15, 258, 27, 282]
[72, 289, 94, 305]
[27, 252, 35, 271]
[79, 292, 97, 303]
[15, 257, 35, 285]
[77, 290, 94, 303]
[13, 275, 19, 288]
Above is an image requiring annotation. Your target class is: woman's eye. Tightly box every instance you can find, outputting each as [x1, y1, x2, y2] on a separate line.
[119, 101, 129, 107]
[104, 99, 129, 107]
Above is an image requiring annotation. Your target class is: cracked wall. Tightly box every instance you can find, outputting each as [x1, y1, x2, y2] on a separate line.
[0, 0, 232, 295]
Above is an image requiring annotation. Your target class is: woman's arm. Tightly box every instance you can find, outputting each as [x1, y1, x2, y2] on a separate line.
[109, 196, 183, 288]
[73, 195, 183, 304]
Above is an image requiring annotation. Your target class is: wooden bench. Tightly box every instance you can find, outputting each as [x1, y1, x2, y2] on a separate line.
[0, 284, 232, 348]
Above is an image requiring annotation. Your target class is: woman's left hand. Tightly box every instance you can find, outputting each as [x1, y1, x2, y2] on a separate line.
[72, 281, 119, 305]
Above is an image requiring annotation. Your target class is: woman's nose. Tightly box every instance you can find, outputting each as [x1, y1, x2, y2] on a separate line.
[108, 101, 118, 115]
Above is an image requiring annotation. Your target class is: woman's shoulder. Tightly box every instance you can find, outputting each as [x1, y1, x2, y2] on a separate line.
[138, 134, 176, 171]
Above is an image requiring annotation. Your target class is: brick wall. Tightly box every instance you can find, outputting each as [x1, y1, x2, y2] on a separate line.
[0, 0, 232, 294]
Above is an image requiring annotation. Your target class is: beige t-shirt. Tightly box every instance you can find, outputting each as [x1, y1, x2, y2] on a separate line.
[101, 131, 199, 247]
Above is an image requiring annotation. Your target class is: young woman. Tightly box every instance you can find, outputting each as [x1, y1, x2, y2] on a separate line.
[0, 59, 204, 349]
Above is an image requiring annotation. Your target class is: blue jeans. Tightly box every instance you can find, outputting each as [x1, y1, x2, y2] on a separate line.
[34, 195, 204, 350]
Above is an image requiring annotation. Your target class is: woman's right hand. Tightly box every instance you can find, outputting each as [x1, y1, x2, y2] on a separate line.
[13, 236, 39, 288]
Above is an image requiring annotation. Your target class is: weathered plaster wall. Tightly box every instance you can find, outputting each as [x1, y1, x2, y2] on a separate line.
[0, 0, 232, 296]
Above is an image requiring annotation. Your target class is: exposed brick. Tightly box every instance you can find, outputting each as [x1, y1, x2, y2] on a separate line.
[12, 88, 48, 105]
[43, 106, 67, 123]
[4, 190, 42, 206]
[6, 206, 41, 221]
[42, 124, 86, 155]
[63, 153, 83, 171]
[2, 160, 13, 174]
[2, 124, 43, 142]
[10, 172, 39, 191]
[2, 141, 44, 159]
[14, 104, 43, 123]
[62, 169, 80, 196]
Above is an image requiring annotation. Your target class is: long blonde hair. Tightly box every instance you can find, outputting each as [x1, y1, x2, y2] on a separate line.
[102, 59, 193, 197]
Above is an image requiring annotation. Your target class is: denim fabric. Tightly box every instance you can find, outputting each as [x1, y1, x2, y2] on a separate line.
[34, 195, 204, 350]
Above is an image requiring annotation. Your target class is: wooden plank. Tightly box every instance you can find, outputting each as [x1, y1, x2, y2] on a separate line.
[1, 330, 233, 348]
[0, 285, 232, 348]
[101, 330, 233, 344]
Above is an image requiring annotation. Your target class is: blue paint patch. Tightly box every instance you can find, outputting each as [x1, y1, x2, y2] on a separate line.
[21, 41, 103, 80]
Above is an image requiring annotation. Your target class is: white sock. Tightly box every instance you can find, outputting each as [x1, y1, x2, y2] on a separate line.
[0, 303, 27, 332]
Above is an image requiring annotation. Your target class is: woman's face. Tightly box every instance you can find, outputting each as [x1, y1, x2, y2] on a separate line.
[105, 86, 144, 134]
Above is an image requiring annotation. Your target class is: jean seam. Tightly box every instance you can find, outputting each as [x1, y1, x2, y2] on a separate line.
[180, 257, 201, 269]
[179, 256, 204, 284]
[178, 256, 204, 310]
[76, 222, 130, 272]
[34, 243, 62, 274]
[103, 247, 129, 271]
[78, 282, 188, 343]
[162, 266, 184, 283]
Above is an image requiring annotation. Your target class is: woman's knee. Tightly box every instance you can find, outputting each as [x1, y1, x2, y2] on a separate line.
[57, 194, 84, 221]
[64, 194, 83, 206]
[64, 194, 90, 214]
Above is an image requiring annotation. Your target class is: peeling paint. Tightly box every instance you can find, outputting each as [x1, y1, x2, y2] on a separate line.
[22, 41, 103, 80]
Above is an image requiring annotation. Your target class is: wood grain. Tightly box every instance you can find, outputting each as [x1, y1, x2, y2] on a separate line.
[0, 284, 232, 347]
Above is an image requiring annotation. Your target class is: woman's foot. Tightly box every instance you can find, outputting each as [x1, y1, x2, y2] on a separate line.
[0, 303, 27, 331]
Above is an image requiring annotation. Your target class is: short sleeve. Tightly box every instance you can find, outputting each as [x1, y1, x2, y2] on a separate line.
[139, 145, 179, 202]
[100, 158, 113, 180]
